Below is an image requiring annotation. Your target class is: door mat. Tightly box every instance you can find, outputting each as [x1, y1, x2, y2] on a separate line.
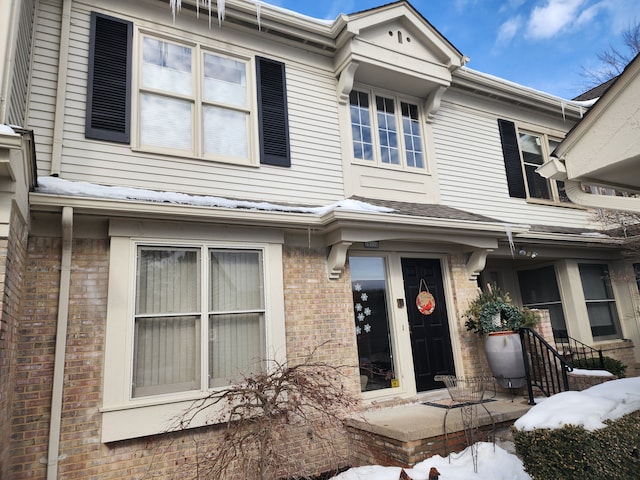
[422, 398, 496, 409]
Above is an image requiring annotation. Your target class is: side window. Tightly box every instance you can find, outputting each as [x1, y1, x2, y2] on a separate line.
[498, 119, 567, 204]
[349, 89, 425, 170]
[86, 12, 132, 143]
[578, 263, 621, 340]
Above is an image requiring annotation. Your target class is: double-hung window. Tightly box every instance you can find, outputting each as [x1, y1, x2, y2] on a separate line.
[86, 13, 290, 167]
[498, 119, 568, 204]
[133, 245, 265, 398]
[139, 34, 251, 162]
[349, 89, 425, 169]
[578, 263, 621, 339]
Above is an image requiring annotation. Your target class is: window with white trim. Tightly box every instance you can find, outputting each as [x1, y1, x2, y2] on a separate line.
[138, 34, 251, 162]
[349, 89, 426, 169]
[86, 13, 290, 167]
[101, 228, 286, 442]
[578, 263, 621, 340]
[133, 245, 265, 398]
[498, 119, 568, 204]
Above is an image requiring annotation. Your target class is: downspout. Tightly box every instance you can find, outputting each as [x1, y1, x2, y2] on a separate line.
[50, 0, 72, 175]
[47, 206, 73, 480]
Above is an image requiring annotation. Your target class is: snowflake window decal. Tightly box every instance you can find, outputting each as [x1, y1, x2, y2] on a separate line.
[355, 303, 363, 312]
[360, 293, 368, 301]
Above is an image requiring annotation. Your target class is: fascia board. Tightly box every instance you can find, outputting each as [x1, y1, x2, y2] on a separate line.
[514, 231, 624, 246]
[30, 193, 527, 240]
[553, 58, 640, 161]
[452, 68, 585, 120]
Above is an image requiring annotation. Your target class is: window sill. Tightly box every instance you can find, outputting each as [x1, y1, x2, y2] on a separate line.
[130, 145, 260, 168]
[351, 159, 431, 175]
[100, 392, 224, 443]
[524, 198, 585, 209]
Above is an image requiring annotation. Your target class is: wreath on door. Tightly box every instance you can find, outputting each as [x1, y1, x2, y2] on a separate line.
[416, 279, 436, 315]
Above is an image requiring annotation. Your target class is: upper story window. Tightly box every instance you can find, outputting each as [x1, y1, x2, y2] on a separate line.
[349, 89, 425, 169]
[498, 119, 568, 205]
[138, 35, 250, 161]
[86, 12, 290, 167]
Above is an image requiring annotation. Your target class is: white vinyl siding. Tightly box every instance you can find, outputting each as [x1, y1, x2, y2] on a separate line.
[434, 100, 595, 228]
[28, 0, 344, 205]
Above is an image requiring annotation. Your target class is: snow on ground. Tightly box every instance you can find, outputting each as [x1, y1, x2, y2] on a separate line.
[330, 377, 640, 480]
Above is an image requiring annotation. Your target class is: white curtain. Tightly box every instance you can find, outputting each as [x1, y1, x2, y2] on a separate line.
[208, 250, 264, 387]
[133, 248, 201, 397]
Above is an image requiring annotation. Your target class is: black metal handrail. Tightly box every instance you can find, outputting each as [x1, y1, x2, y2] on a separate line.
[553, 332, 605, 370]
[518, 327, 573, 405]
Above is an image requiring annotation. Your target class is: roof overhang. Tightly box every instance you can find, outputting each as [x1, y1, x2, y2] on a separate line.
[537, 55, 640, 212]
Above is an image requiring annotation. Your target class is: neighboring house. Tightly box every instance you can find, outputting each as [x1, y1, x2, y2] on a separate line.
[0, 1, 638, 479]
[537, 54, 640, 212]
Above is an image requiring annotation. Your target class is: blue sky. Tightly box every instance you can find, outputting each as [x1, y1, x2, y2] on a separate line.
[268, 0, 640, 99]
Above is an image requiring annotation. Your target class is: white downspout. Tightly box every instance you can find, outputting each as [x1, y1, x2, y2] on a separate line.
[47, 206, 73, 480]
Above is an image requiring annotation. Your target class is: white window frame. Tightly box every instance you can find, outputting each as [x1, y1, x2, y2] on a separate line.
[101, 221, 285, 442]
[516, 127, 568, 204]
[349, 86, 428, 171]
[133, 29, 258, 166]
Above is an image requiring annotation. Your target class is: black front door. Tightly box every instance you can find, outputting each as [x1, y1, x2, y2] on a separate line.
[401, 258, 455, 391]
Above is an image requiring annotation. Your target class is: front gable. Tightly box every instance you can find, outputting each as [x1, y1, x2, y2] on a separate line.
[336, 2, 466, 100]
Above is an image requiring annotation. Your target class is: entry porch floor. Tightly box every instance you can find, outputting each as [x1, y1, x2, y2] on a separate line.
[346, 390, 532, 468]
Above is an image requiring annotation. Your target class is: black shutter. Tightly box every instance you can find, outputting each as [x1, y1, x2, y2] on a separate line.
[498, 119, 526, 199]
[256, 57, 290, 167]
[86, 12, 132, 143]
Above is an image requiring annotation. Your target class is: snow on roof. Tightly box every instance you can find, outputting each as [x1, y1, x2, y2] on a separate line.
[35, 176, 394, 216]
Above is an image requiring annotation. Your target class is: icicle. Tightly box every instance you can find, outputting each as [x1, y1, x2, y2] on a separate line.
[170, 0, 181, 22]
[505, 224, 515, 258]
[579, 106, 584, 118]
[560, 100, 566, 122]
[256, 3, 261, 31]
[196, 0, 199, 19]
[217, 0, 226, 27]
[208, 0, 212, 28]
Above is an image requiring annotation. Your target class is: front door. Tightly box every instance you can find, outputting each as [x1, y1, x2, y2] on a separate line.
[401, 258, 455, 391]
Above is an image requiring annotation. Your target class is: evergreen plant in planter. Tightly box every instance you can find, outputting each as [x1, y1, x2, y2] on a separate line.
[464, 284, 540, 388]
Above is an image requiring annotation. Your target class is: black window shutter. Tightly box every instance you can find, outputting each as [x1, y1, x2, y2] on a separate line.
[86, 12, 132, 143]
[256, 57, 290, 167]
[498, 119, 526, 199]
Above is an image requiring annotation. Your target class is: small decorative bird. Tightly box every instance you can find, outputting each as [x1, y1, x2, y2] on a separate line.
[428, 466, 440, 480]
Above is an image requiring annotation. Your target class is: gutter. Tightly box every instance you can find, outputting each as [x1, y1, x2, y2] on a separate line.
[47, 206, 73, 480]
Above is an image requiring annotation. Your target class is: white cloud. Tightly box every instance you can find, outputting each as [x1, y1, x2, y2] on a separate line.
[526, 0, 588, 39]
[497, 16, 524, 45]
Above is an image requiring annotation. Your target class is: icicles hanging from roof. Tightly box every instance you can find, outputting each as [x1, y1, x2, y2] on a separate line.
[256, 3, 261, 31]
[504, 224, 516, 258]
[217, 0, 226, 27]
[170, 0, 181, 22]
[560, 100, 566, 121]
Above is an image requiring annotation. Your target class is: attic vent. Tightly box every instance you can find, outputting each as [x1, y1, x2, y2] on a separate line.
[388, 30, 411, 44]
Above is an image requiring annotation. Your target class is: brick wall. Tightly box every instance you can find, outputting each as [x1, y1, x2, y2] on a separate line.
[0, 207, 28, 479]
[10, 239, 359, 479]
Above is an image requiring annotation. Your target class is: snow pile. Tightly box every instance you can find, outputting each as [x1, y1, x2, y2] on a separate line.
[514, 376, 640, 431]
[35, 176, 394, 216]
[331, 443, 531, 480]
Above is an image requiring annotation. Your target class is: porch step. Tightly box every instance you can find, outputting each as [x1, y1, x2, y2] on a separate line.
[346, 394, 531, 468]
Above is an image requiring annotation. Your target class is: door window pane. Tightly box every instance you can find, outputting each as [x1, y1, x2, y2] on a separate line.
[350, 256, 395, 392]
[579, 264, 620, 338]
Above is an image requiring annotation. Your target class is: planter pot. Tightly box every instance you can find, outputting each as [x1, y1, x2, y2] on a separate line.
[484, 331, 526, 388]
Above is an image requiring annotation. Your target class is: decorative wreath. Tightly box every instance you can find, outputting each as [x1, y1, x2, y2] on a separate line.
[416, 279, 435, 315]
